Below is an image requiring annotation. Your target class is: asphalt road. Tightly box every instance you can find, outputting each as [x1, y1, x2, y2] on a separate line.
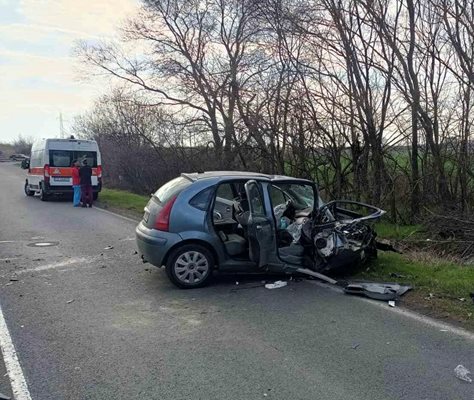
[0, 162, 473, 400]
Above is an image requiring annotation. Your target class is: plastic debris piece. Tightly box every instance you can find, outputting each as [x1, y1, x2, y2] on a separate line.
[389, 272, 406, 279]
[344, 282, 411, 301]
[66, 299, 75, 304]
[388, 300, 396, 307]
[104, 246, 114, 250]
[9, 278, 18, 282]
[265, 281, 287, 289]
[351, 343, 360, 349]
[454, 365, 472, 383]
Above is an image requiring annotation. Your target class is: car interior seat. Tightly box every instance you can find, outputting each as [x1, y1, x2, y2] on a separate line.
[218, 231, 247, 256]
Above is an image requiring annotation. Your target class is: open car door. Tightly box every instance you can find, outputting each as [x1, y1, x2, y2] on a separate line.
[244, 180, 274, 268]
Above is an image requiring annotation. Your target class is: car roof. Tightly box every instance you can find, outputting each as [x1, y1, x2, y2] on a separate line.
[181, 171, 313, 184]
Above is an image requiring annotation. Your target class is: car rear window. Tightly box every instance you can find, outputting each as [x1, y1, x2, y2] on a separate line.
[154, 177, 192, 204]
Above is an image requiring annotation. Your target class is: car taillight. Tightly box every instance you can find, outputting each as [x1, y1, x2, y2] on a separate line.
[44, 164, 50, 184]
[154, 196, 177, 231]
[97, 165, 102, 178]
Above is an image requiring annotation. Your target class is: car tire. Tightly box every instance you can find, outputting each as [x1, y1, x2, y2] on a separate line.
[24, 182, 34, 197]
[39, 185, 48, 201]
[165, 244, 214, 289]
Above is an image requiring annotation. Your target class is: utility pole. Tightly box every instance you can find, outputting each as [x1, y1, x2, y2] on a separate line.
[59, 112, 65, 138]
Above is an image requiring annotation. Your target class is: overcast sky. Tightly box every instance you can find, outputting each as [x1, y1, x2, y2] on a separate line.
[0, 0, 139, 142]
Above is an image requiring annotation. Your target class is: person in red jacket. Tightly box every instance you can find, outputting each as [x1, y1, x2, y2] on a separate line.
[71, 159, 81, 207]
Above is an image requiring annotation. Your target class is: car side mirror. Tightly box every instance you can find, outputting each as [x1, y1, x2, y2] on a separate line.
[21, 159, 30, 169]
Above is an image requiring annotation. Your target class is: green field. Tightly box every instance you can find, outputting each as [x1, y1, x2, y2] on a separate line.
[98, 188, 148, 216]
[359, 251, 474, 328]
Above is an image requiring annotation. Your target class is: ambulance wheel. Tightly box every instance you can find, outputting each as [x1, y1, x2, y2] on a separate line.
[39, 185, 49, 201]
[24, 182, 34, 197]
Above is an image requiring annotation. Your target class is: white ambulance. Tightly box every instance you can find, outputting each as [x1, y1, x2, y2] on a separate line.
[24, 137, 102, 201]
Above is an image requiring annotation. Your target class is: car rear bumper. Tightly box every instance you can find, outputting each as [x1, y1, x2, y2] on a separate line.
[135, 221, 181, 267]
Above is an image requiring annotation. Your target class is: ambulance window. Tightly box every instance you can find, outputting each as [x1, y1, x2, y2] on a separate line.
[74, 151, 97, 167]
[50, 150, 72, 167]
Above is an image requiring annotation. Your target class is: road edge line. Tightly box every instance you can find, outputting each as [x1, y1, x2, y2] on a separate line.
[310, 280, 474, 341]
[93, 205, 140, 223]
[0, 303, 32, 400]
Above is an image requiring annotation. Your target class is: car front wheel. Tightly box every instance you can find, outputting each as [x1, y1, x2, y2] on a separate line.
[165, 244, 214, 289]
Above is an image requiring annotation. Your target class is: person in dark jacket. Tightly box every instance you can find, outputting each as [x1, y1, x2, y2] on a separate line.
[79, 159, 93, 208]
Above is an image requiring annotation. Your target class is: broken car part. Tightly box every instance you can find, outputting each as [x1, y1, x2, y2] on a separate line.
[343, 282, 412, 301]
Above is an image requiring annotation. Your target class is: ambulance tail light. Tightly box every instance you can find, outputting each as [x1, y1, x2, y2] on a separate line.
[44, 164, 50, 184]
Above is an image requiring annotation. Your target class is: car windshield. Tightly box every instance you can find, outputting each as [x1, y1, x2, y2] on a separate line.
[271, 183, 315, 209]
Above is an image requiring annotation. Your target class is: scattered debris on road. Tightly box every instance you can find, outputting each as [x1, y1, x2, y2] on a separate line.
[389, 272, 407, 279]
[9, 278, 18, 282]
[344, 282, 411, 301]
[66, 299, 75, 304]
[265, 281, 287, 289]
[454, 364, 472, 383]
[104, 246, 114, 250]
[388, 300, 396, 307]
[351, 343, 360, 349]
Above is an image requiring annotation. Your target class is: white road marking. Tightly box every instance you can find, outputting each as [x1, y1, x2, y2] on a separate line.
[312, 281, 474, 341]
[0, 302, 32, 400]
[93, 205, 140, 223]
[14, 257, 93, 275]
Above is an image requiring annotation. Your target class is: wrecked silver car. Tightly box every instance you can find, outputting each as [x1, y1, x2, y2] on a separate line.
[136, 171, 387, 288]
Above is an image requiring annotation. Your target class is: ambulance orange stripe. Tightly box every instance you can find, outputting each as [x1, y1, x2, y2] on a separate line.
[29, 167, 98, 176]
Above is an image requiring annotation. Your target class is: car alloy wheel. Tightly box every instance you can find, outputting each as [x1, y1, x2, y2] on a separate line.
[166, 244, 214, 288]
[174, 250, 209, 284]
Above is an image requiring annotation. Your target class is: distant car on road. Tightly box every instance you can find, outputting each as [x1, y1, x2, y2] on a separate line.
[24, 137, 102, 201]
[136, 171, 385, 288]
[10, 153, 29, 161]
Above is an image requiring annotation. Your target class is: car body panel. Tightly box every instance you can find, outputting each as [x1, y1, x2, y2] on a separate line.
[136, 171, 385, 283]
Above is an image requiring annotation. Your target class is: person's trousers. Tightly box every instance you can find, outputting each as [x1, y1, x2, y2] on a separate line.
[81, 184, 93, 206]
[73, 185, 81, 206]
